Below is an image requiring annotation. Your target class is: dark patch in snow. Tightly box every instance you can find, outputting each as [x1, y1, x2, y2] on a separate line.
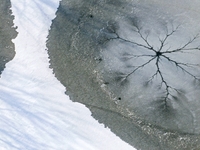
[0, 0, 18, 75]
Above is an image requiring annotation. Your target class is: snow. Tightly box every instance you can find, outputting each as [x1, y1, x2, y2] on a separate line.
[0, 0, 135, 149]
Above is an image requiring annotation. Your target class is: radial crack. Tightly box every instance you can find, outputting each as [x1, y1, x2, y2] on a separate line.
[102, 22, 200, 105]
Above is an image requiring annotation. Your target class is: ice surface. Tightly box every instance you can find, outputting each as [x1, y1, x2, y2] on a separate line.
[46, 0, 200, 149]
[99, 18, 200, 133]
[0, 0, 17, 75]
[0, 0, 134, 149]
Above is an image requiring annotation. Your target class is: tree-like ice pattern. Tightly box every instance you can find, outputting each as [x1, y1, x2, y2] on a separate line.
[99, 21, 200, 106]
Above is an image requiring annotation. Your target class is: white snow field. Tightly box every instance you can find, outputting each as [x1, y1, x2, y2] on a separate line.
[0, 0, 135, 149]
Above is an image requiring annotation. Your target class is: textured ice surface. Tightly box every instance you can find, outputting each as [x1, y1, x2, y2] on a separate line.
[0, 0, 17, 74]
[98, 18, 200, 134]
[47, 0, 200, 149]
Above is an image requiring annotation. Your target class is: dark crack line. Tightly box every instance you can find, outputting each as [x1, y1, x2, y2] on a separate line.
[163, 33, 200, 54]
[123, 56, 157, 80]
[154, 57, 180, 103]
[158, 24, 180, 52]
[162, 55, 200, 80]
[115, 35, 156, 52]
[103, 27, 157, 53]
[134, 27, 154, 50]
[121, 54, 155, 61]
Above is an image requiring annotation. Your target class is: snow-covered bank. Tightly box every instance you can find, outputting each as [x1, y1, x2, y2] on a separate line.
[0, 0, 134, 149]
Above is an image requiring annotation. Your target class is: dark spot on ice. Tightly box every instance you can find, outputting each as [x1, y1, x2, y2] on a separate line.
[156, 51, 162, 56]
[98, 58, 102, 61]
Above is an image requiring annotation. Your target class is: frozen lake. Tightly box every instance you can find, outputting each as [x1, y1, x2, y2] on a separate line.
[47, 0, 200, 149]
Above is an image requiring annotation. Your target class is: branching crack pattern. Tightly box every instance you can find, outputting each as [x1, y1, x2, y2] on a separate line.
[100, 23, 200, 104]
